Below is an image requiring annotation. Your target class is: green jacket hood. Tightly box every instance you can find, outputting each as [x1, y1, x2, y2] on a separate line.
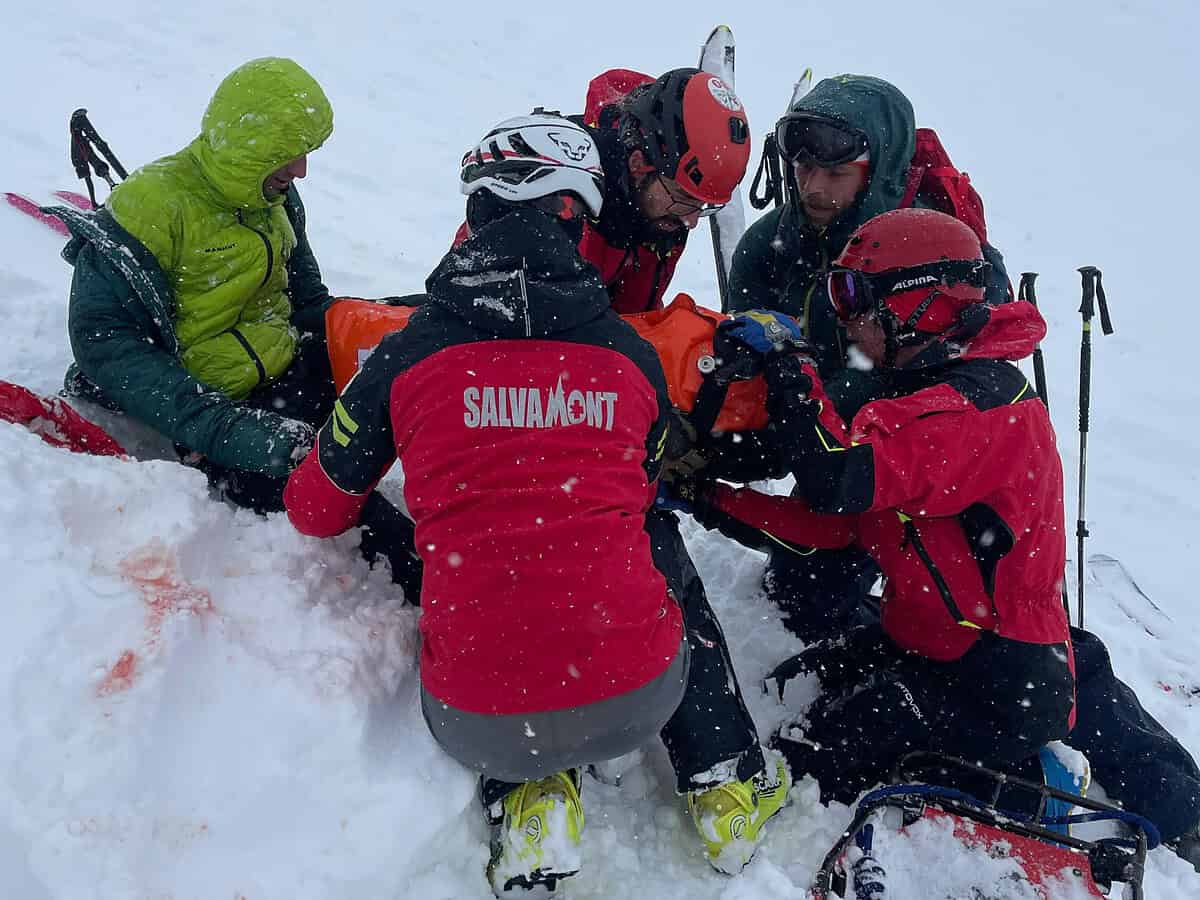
[791, 74, 916, 244]
[188, 57, 333, 210]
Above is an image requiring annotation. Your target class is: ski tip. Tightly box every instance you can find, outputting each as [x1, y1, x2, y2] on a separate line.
[786, 70, 815, 112]
[701, 24, 733, 47]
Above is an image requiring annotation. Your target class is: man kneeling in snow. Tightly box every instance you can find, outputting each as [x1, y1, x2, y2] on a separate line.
[666, 209, 1077, 800]
[284, 113, 788, 895]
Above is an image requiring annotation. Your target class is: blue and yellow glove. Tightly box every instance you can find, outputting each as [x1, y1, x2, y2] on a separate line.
[718, 310, 807, 355]
[712, 310, 811, 383]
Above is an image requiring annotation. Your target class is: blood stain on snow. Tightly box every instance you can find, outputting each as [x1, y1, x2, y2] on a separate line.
[96, 541, 216, 697]
[97, 650, 137, 696]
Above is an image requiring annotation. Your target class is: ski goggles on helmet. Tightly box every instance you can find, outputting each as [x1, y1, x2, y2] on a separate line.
[827, 259, 991, 322]
[775, 113, 869, 167]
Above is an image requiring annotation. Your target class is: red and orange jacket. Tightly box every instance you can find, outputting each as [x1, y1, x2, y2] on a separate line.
[697, 301, 1072, 666]
[286, 207, 682, 716]
[453, 69, 687, 314]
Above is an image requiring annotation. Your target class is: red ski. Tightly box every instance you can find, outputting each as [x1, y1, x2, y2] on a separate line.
[53, 189, 95, 210]
[3, 192, 69, 235]
[0, 380, 125, 457]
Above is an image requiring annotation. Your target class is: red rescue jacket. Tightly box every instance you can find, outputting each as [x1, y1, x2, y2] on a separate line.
[287, 208, 682, 716]
[705, 302, 1072, 666]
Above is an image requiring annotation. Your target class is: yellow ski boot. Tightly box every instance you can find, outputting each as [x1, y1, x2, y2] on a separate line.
[487, 769, 583, 896]
[688, 751, 791, 874]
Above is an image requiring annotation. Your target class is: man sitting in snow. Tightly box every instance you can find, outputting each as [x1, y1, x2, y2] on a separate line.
[54, 57, 419, 592]
[284, 113, 788, 895]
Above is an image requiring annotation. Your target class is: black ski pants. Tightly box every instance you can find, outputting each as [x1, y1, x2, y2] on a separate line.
[767, 549, 1200, 841]
[771, 627, 1075, 806]
[646, 509, 765, 792]
[1070, 627, 1200, 842]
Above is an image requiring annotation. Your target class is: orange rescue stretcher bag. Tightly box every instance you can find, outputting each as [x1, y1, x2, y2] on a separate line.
[325, 293, 769, 432]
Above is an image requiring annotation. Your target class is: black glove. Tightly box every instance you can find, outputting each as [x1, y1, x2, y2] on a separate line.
[653, 471, 715, 519]
[359, 492, 424, 604]
[764, 353, 818, 428]
[662, 409, 710, 478]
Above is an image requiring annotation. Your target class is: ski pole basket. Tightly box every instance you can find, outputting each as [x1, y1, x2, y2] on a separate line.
[812, 752, 1157, 899]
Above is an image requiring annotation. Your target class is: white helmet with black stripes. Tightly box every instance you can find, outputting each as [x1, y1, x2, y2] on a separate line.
[459, 113, 605, 218]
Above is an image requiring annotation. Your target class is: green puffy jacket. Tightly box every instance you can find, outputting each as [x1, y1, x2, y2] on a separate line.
[727, 75, 1009, 416]
[57, 57, 335, 477]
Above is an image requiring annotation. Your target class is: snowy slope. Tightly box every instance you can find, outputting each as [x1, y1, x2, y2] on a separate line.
[2, 0, 1199, 897]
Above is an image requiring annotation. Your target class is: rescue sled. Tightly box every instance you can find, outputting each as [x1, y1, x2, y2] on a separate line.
[812, 752, 1159, 900]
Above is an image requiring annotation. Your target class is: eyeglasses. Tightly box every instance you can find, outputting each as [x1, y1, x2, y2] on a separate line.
[655, 175, 725, 219]
[775, 113, 869, 167]
[827, 260, 990, 322]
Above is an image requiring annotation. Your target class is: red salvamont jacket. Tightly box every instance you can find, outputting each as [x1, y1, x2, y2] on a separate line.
[708, 302, 1073, 667]
[286, 208, 682, 716]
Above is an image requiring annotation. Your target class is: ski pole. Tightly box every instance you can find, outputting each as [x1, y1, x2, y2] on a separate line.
[1018, 273, 1050, 410]
[1019, 272, 1070, 616]
[1074, 265, 1114, 628]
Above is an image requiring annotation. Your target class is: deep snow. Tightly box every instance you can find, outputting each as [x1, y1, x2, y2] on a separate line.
[2, 1, 1199, 897]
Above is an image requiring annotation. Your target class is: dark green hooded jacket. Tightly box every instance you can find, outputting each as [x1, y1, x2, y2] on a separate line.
[56, 57, 335, 477]
[727, 74, 1009, 416]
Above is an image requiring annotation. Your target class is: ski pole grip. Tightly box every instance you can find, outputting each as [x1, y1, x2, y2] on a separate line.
[1018, 272, 1038, 306]
[69, 109, 91, 178]
[1077, 266, 1098, 321]
[1077, 267, 1098, 435]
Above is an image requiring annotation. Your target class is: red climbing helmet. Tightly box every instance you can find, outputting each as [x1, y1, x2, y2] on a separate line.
[828, 208, 989, 337]
[620, 67, 752, 205]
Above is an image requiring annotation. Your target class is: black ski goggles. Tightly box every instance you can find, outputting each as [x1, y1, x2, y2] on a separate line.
[827, 259, 991, 322]
[775, 113, 869, 166]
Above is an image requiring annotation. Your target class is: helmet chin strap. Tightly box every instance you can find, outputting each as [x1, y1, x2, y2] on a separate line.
[878, 294, 991, 370]
[877, 290, 942, 368]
